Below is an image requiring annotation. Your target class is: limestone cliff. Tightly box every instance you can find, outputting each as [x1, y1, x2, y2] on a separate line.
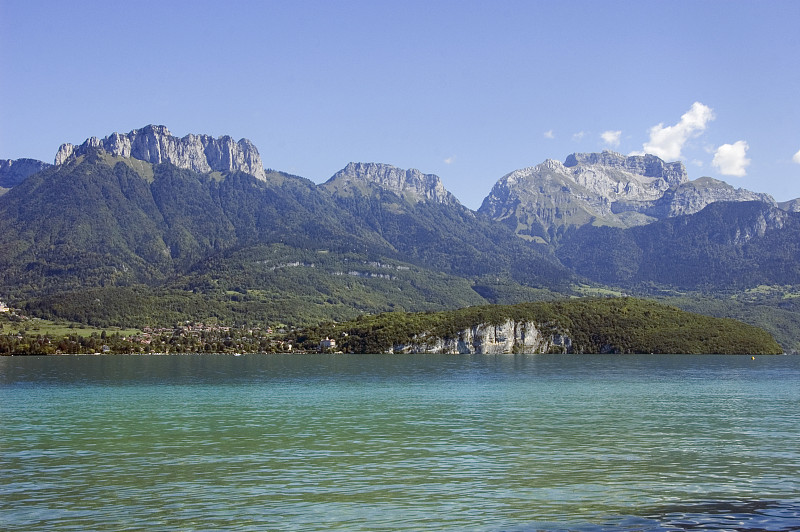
[323, 162, 460, 206]
[390, 319, 572, 354]
[54, 125, 267, 181]
[479, 151, 774, 243]
[564, 152, 687, 187]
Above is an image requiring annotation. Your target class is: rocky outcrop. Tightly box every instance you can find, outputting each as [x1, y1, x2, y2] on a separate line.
[390, 320, 572, 354]
[479, 151, 774, 243]
[778, 198, 800, 212]
[54, 125, 267, 181]
[324, 162, 460, 205]
[645, 177, 775, 218]
[0, 158, 51, 189]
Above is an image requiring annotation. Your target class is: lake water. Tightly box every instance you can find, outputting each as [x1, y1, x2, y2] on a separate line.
[1, 353, 799, 531]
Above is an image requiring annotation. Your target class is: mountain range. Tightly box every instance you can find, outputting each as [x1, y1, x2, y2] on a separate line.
[2, 125, 800, 351]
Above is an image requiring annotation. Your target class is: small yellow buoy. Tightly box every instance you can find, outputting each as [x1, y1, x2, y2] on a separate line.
[752, 356, 755, 360]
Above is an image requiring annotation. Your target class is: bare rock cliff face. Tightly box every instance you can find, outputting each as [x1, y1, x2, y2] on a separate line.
[325, 162, 459, 205]
[391, 320, 572, 354]
[564, 152, 687, 187]
[54, 125, 267, 181]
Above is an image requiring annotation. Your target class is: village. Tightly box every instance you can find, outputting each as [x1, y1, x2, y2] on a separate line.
[0, 302, 345, 355]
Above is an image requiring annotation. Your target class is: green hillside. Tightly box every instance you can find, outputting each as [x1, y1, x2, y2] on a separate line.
[0, 150, 574, 328]
[287, 297, 783, 355]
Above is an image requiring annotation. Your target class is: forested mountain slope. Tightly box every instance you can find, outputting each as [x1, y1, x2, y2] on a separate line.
[0, 149, 572, 327]
[556, 201, 800, 290]
[3, 127, 800, 351]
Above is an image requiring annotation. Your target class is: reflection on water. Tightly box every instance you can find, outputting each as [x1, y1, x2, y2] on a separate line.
[1, 354, 799, 531]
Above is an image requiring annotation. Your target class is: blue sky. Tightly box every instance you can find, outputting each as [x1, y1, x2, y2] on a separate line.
[1, 0, 799, 209]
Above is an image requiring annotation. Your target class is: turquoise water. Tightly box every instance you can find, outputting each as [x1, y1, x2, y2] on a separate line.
[1, 353, 799, 531]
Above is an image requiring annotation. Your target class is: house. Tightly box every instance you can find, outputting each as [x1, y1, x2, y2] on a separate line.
[319, 337, 336, 351]
[0, 301, 9, 313]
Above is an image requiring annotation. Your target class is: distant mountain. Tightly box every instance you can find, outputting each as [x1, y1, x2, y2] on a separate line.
[324, 162, 460, 206]
[0, 158, 51, 194]
[55, 125, 267, 180]
[479, 151, 774, 243]
[779, 198, 800, 212]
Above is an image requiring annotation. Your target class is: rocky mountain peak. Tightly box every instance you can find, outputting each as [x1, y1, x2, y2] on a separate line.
[479, 151, 773, 244]
[54, 125, 267, 181]
[325, 162, 459, 205]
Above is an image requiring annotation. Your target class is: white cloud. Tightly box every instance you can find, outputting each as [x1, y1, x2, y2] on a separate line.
[443, 156, 455, 165]
[641, 102, 715, 160]
[793, 149, 800, 164]
[572, 131, 586, 141]
[601, 130, 622, 147]
[544, 130, 555, 139]
[712, 141, 750, 177]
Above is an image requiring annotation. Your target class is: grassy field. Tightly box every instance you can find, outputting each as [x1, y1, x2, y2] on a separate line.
[0, 313, 140, 338]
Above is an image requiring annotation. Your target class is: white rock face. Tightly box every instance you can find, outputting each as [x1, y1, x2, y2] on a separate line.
[54, 125, 267, 181]
[325, 162, 459, 205]
[390, 320, 572, 354]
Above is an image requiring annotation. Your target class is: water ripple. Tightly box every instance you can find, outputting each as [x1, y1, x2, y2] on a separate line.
[2, 354, 799, 530]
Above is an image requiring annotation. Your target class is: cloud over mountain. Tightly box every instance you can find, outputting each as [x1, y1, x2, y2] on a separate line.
[601, 130, 622, 147]
[637, 102, 715, 160]
[713, 141, 751, 177]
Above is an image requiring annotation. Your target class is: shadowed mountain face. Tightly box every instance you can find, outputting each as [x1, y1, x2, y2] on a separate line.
[0, 158, 52, 194]
[556, 200, 800, 290]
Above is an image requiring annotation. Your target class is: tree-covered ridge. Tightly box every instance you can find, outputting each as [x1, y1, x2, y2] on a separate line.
[287, 298, 783, 355]
[661, 287, 800, 354]
[557, 201, 800, 290]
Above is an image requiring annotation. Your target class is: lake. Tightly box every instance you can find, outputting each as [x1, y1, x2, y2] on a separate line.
[1, 353, 799, 531]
